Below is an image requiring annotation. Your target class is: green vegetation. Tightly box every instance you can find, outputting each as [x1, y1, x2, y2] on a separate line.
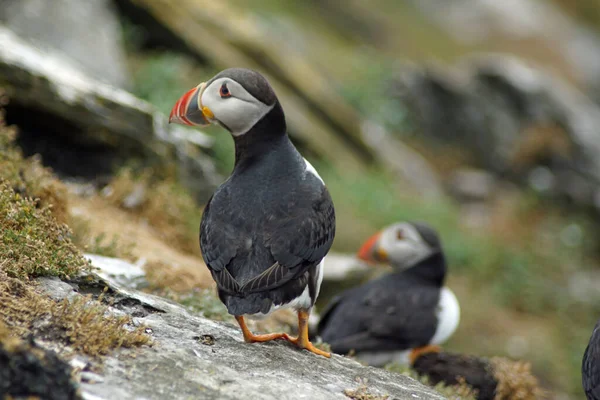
[0, 111, 69, 224]
[0, 111, 88, 280]
[0, 108, 150, 357]
[0, 183, 87, 280]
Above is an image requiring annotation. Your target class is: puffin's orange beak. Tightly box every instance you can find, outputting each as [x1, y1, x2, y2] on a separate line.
[169, 82, 213, 127]
[357, 231, 388, 264]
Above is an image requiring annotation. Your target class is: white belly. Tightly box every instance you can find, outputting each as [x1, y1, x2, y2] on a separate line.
[430, 287, 460, 345]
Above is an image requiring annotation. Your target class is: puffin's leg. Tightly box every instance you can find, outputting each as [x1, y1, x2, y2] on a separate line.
[235, 316, 291, 343]
[409, 344, 441, 365]
[288, 309, 331, 358]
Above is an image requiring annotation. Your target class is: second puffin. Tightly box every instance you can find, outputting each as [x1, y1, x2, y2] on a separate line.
[169, 68, 335, 357]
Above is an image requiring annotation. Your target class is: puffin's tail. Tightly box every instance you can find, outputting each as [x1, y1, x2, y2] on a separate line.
[224, 292, 273, 316]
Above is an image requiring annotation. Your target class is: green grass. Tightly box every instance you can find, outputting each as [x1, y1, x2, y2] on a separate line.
[0, 115, 89, 280]
[0, 103, 151, 356]
[0, 184, 89, 280]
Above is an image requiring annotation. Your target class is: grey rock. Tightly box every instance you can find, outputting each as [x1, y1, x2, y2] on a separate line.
[0, 26, 220, 202]
[392, 55, 600, 214]
[0, 0, 130, 88]
[36, 277, 79, 302]
[84, 253, 147, 289]
[409, 0, 600, 96]
[33, 270, 445, 400]
[449, 168, 496, 202]
[121, 183, 147, 209]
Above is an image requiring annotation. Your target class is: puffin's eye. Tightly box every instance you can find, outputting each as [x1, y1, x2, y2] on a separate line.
[219, 84, 231, 98]
[396, 230, 404, 240]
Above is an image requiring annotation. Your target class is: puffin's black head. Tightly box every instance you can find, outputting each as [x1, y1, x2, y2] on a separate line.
[357, 221, 442, 270]
[169, 68, 283, 136]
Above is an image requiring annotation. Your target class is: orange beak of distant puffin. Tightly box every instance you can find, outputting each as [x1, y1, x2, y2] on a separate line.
[357, 231, 388, 264]
[169, 82, 213, 127]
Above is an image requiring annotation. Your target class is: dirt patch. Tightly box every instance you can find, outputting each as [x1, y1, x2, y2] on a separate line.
[69, 194, 213, 287]
[102, 167, 201, 254]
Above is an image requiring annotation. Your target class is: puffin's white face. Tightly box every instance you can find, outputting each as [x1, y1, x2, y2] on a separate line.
[201, 78, 274, 136]
[378, 223, 434, 269]
[358, 222, 435, 270]
[169, 77, 274, 137]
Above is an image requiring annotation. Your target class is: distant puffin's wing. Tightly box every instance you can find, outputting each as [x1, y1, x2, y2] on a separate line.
[367, 285, 440, 347]
[320, 278, 440, 353]
[240, 185, 335, 294]
[316, 294, 344, 333]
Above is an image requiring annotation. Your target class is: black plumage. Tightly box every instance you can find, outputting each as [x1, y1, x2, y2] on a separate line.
[317, 251, 446, 355]
[170, 68, 336, 357]
[197, 69, 335, 316]
[583, 319, 600, 399]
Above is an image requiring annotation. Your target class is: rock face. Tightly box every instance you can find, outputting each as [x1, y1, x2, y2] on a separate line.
[32, 259, 445, 400]
[0, 26, 220, 202]
[409, 0, 600, 95]
[0, 0, 130, 88]
[392, 55, 600, 212]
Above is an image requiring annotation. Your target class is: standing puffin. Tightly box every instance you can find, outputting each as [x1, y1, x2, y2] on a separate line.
[169, 68, 335, 357]
[317, 222, 459, 366]
[583, 319, 600, 399]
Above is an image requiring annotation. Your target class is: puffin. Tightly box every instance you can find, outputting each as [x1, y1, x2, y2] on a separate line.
[169, 68, 335, 358]
[317, 221, 460, 366]
[583, 319, 600, 399]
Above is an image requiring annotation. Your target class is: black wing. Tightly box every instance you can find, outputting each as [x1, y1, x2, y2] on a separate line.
[583, 321, 600, 400]
[318, 273, 440, 354]
[199, 194, 242, 293]
[200, 184, 335, 295]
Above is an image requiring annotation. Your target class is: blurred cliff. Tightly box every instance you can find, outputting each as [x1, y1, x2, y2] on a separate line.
[1, 0, 600, 398]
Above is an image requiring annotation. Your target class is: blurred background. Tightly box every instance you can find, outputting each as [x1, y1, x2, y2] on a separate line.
[2, 0, 600, 398]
